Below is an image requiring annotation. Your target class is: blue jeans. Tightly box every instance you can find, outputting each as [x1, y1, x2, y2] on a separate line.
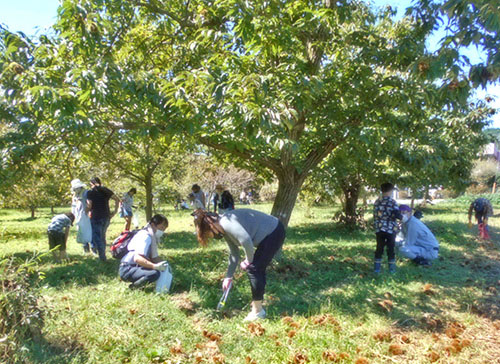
[91, 217, 110, 261]
[119, 263, 160, 285]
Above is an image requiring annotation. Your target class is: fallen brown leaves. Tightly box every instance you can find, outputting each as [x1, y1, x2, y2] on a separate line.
[338, 352, 350, 360]
[422, 284, 436, 296]
[312, 314, 339, 326]
[322, 351, 337, 362]
[202, 330, 222, 342]
[376, 300, 393, 312]
[248, 322, 266, 336]
[421, 315, 444, 331]
[400, 335, 410, 343]
[445, 338, 473, 354]
[245, 356, 257, 364]
[354, 358, 369, 364]
[388, 343, 404, 355]
[445, 322, 465, 338]
[193, 341, 223, 363]
[428, 351, 440, 362]
[212, 353, 225, 364]
[373, 331, 392, 342]
[289, 352, 309, 364]
[171, 293, 198, 314]
[169, 340, 184, 355]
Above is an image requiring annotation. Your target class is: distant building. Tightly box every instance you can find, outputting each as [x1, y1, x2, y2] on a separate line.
[483, 142, 500, 162]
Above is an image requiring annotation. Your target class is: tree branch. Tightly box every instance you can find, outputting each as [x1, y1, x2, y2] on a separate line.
[131, 0, 194, 28]
[199, 136, 281, 174]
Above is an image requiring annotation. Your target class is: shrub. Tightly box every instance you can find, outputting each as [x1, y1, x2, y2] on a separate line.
[470, 159, 499, 187]
[259, 181, 278, 201]
[453, 193, 500, 205]
[0, 254, 44, 362]
[465, 184, 490, 194]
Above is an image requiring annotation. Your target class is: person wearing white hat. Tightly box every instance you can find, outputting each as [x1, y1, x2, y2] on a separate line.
[70, 179, 92, 253]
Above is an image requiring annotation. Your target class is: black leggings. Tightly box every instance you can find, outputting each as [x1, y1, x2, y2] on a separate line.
[375, 231, 395, 261]
[246, 221, 286, 301]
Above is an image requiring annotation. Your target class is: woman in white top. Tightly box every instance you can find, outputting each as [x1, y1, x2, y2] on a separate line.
[120, 188, 137, 231]
[191, 184, 206, 209]
[119, 214, 169, 289]
[70, 179, 92, 253]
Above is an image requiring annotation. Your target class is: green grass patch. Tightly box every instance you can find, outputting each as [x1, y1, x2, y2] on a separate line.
[1, 202, 499, 363]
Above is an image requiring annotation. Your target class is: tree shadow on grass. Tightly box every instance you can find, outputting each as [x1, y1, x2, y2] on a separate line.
[20, 335, 88, 364]
[269, 220, 500, 322]
[39, 256, 119, 289]
[163, 220, 500, 327]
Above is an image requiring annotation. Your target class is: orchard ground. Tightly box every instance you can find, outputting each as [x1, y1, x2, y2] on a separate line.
[1, 201, 500, 364]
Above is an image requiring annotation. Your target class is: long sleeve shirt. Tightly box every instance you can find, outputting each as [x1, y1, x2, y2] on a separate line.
[373, 196, 401, 234]
[402, 217, 439, 250]
[219, 209, 278, 278]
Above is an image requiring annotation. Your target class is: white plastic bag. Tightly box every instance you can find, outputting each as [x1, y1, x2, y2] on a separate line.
[76, 214, 92, 244]
[156, 263, 173, 293]
[132, 214, 139, 229]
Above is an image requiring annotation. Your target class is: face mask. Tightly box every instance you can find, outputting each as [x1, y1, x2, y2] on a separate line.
[155, 229, 165, 239]
[402, 214, 410, 223]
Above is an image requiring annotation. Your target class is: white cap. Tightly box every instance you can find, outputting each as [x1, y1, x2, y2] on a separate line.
[70, 179, 86, 190]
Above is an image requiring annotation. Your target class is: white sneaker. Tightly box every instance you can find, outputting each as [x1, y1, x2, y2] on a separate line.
[243, 309, 266, 322]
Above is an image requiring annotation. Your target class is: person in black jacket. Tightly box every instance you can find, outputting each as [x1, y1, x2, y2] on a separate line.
[213, 184, 235, 214]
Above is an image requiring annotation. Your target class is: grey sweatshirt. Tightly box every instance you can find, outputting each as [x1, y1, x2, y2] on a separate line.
[402, 216, 439, 250]
[219, 209, 279, 278]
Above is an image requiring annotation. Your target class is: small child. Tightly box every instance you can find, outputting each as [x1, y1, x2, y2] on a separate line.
[373, 183, 402, 274]
[47, 212, 75, 261]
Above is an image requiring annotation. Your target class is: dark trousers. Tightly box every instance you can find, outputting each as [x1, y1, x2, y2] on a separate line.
[119, 264, 160, 285]
[48, 230, 66, 251]
[246, 221, 286, 301]
[375, 231, 395, 261]
[91, 217, 110, 261]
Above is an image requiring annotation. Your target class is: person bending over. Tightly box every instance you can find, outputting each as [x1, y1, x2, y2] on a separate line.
[192, 208, 285, 321]
[468, 198, 493, 240]
[398, 205, 439, 266]
[119, 214, 169, 289]
[47, 212, 75, 262]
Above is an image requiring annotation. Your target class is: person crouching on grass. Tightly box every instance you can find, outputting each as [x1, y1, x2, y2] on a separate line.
[398, 205, 439, 266]
[192, 208, 285, 321]
[119, 214, 169, 289]
[47, 212, 75, 262]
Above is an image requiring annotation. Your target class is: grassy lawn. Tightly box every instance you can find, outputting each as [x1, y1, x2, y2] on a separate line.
[1, 202, 499, 363]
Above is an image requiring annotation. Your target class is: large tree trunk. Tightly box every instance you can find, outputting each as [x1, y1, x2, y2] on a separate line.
[30, 206, 36, 218]
[145, 172, 153, 221]
[421, 185, 430, 207]
[271, 172, 305, 227]
[342, 180, 361, 226]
